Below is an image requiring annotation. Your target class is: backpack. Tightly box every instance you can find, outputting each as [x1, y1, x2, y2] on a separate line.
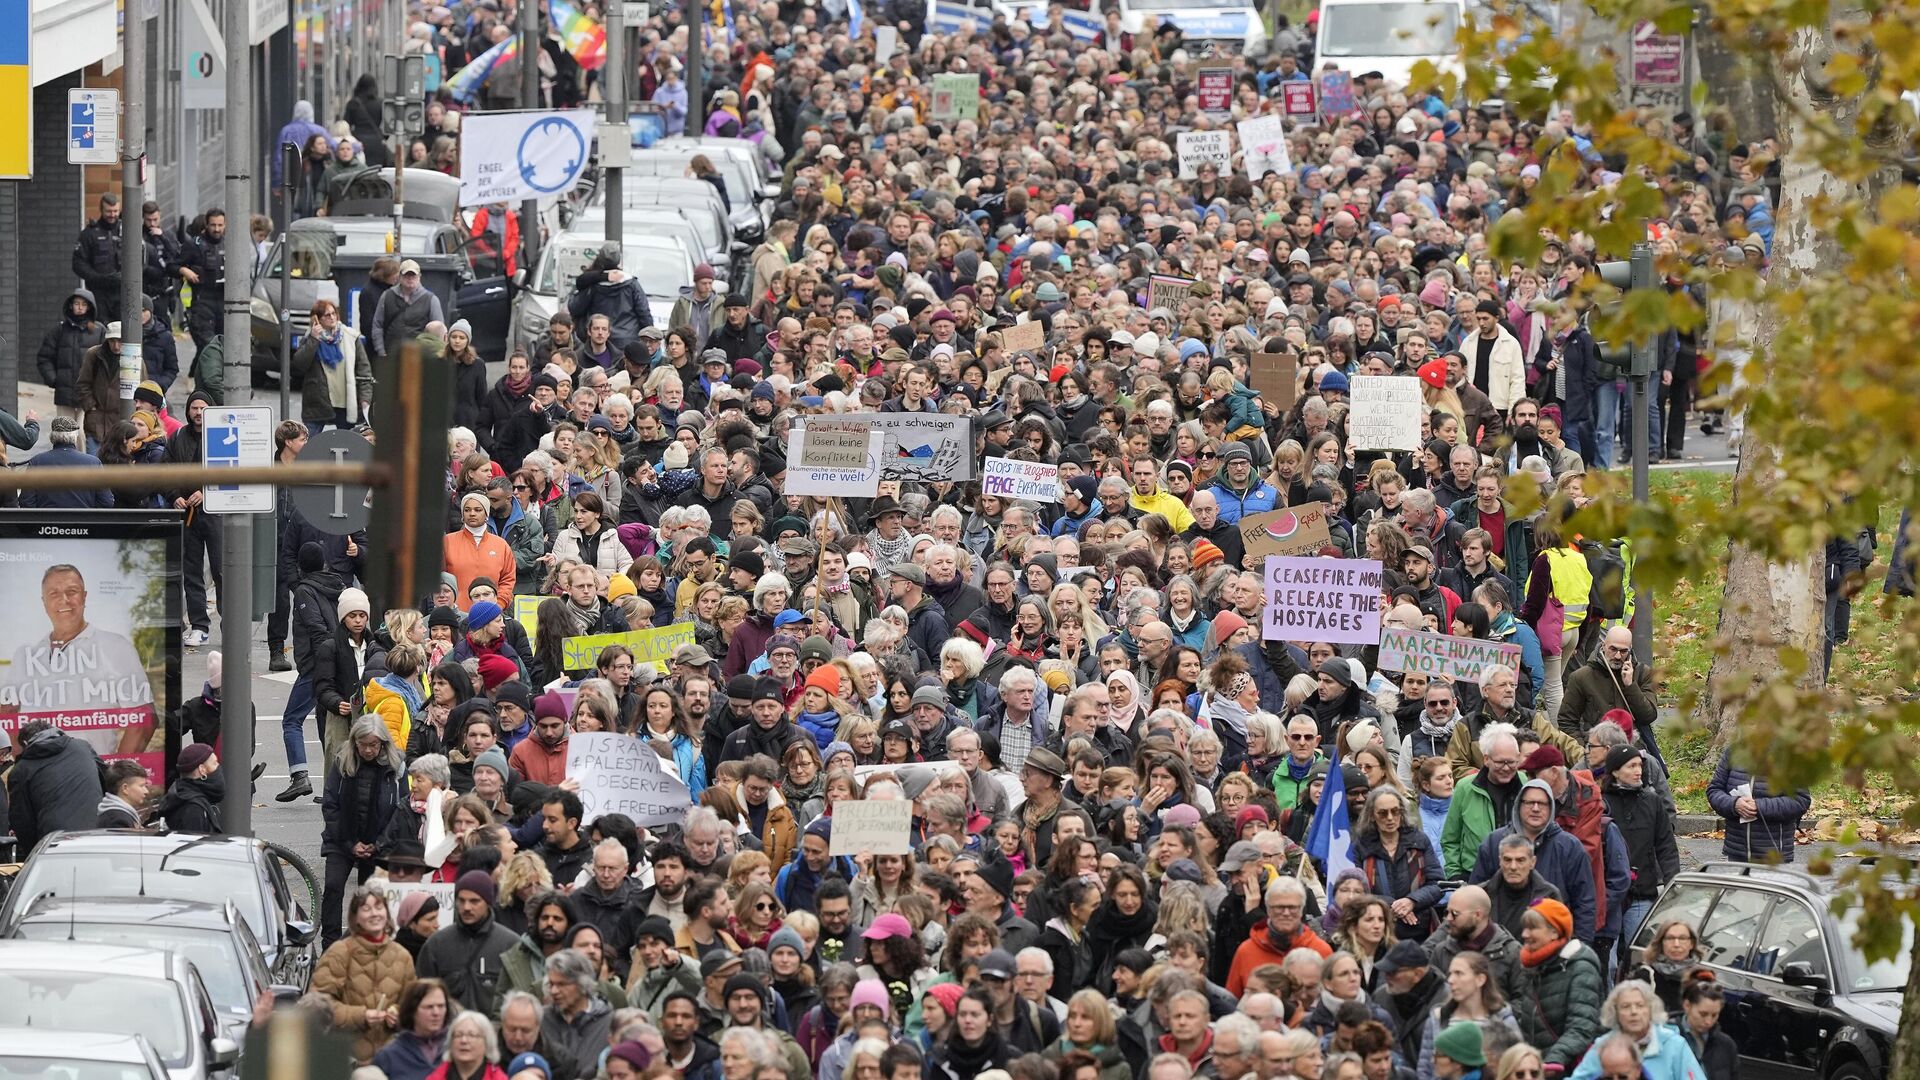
[1581, 539, 1628, 620]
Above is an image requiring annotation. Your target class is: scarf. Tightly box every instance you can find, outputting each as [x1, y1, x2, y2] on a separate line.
[1209, 688, 1252, 738]
[377, 671, 426, 714]
[1106, 670, 1142, 728]
[1521, 936, 1568, 968]
[504, 371, 531, 395]
[941, 1031, 1009, 1077]
[568, 598, 605, 635]
[1088, 897, 1157, 946]
[1419, 708, 1458, 740]
[314, 323, 345, 368]
[781, 771, 823, 809]
[799, 708, 840, 732]
[867, 529, 913, 569]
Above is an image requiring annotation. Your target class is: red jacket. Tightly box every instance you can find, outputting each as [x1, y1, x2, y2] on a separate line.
[1557, 769, 1610, 929]
[1227, 921, 1332, 996]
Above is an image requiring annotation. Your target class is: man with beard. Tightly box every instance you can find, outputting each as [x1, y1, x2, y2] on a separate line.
[1423, 884, 1522, 998]
[924, 543, 986, 629]
[509, 693, 571, 785]
[501, 890, 576, 1006]
[1182, 490, 1245, 569]
[636, 842, 693, 932]
[1400, 544, 1458, 629]
[1370, 941, 1448, 1067]
[561, 563, 629, 636]
[720, 677, 798, 762]
[813, 879, 860, 965]
[709, 294, 767, 363]
[887, 563, 950, 665]
[418, 870, 520, 1012]
[1443, 351, 1505, 454]
[539, 949, 616, 1079]
[774, 818, 853, 914]
[978, 948, 1059, 1054]
[538, 792, 593, 885]
[676, 878, 741, 959]
[1225, 877, 1332, 996]
[656, 992, 720, 1078]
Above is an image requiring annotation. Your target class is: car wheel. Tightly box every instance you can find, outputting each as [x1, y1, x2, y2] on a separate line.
[1827, 1056, 1875, 1080]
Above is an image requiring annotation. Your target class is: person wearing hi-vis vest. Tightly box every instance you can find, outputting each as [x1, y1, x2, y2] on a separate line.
[1517, 520, 1593, 726]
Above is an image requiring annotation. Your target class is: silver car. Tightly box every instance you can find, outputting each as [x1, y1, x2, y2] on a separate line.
[512, 231, 697, 350]
[0, 941, 240, 1080]
[0, 1028, 171, 1080]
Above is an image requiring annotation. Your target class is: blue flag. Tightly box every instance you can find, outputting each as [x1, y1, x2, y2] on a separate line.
[1305, 741, 1356, 884]
[849, 0, 864, 39]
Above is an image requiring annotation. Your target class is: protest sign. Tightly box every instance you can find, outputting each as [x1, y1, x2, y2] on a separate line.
[1629, 20, 1686, 109]
[1240, 504, 1333, 560]
[1000, 319, 1046, 353]
[1149, 274, 1196, 313]
[874, 25, 898, 63]
[560, 622, 697, 673]
[834, 412, 974, 482]
[796, 419, 872, 471]
[1348, 375, 1424, 451]
[1177, 130, 1232, 178]
[1263, 556, 1384, 645]
[931, 73, 980, 121]
[1318, 70, 1356, 119]
[785, 424, 883, 498]
[1377, 628, 1523, 683]
[514, 594, 543, 639]
[982, 457, 1061, 504]
[1247, 350, 1296, 410]
[1238, 114, 1290, 179]
[1197, 67, 1234, 117]
[567, 731, 692, 826]
[828, 799, 913, 855]
[344, 881, 456, 933]
[1281, 80, 1317, 117]
[457, 109, 596, 206]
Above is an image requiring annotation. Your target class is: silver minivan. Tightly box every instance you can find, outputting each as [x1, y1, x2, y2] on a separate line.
[0, 941, 239, 1079]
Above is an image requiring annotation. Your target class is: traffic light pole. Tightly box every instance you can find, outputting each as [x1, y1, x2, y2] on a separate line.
[1628, 241, 1655, 671]
[605, 0, 625, 245]
[119, 3, 145, 421]
[520, 0, 541, 278]
[220, 0, 256, 836]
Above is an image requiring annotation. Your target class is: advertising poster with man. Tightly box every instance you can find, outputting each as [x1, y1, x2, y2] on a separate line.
[0, 514, 181, 779]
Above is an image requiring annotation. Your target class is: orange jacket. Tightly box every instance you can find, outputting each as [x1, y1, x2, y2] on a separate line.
[443, 529, 517, 602]
[508, 733, 569, 786]
[1226, 922, 1332, 996]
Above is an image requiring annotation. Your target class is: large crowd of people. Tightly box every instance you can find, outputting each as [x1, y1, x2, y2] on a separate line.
[13, 0, 1862, 1076]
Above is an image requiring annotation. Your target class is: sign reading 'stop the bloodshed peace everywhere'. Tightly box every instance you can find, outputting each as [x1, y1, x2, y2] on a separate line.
[1263, 556, 1384, 645]
[982, 457, 1060, 503]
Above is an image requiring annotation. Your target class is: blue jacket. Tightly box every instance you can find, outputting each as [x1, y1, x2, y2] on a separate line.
[1207, 478, 1279, 525]
[775, 849, 855, 914]
[663, 731, 708, 799]
[1572, 1024, 1705, 1080]
[18, 447, 111, 508]
[1051, 500, 1102, 537]
[1471, 820, 1599, 943]
[1705, 750, 1809, 863]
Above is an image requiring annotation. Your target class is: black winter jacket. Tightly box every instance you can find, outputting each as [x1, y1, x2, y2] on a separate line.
[7, 727, 105, 852]
[416, 910, 519, 1013]
[159, 773, 226, 833]
[291, 568, 347, 671]
[36, 289, 105, 408]
[321, 760, 401, 857]
[1603, 781, 1680, 900]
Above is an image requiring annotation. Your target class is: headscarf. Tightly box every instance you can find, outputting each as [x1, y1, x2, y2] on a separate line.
[1106, 669, 1146, 731]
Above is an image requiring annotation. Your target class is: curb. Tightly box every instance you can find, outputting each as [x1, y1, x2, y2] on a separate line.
[1676, 815, 1722, 834]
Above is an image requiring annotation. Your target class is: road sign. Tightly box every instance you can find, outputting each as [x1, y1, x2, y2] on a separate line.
[68, 88, 119, 166]
[289, 429, 374, 535]
[202, 406, 275, 514]
[180, 0, 226, 110]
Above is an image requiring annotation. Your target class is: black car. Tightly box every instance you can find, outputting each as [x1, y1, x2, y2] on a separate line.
[1629, 862, 1906, 1080]
[0, 831, 320, 990]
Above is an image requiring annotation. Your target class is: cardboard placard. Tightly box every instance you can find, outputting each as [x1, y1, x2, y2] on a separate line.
[1239, 503, 1333, 560]
[1348, 375, 1424, 451]
[1377, 628, 1524, 683]
[1248, 350, 1297, 410]
[560, 622, 697, 674]
[835, 412, 975, 482]
[931, 72, 980, 122]
[797, 419, 873, 471]
[982, 457, 1061, 504]
[1177, 129, 1232, 179]
[785, 424, 884, 498]
[1281, 80, 1317, 117]
[828, 799, 914, 855]
[1238, 114, 1291, 179]
[1262, 556, 1384, 645]
[1149, 274, 1196, 314]
[566, 731, 693, 827]
[1000, 319, 1046, 353]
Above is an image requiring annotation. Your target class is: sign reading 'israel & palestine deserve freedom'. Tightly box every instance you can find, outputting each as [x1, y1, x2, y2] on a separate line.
[1263, 556, 1384, 644]
[567, 732, 691, 826]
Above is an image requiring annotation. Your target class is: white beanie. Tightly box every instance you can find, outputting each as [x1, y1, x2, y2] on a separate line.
[337, 587, 371, 621]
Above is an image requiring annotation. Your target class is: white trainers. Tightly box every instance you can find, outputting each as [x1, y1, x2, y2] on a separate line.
[183, 628, 209, 647]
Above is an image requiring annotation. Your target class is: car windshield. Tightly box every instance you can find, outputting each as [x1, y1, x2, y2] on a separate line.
[267, 230, 338, 279]
[1139, 0, 1251, 10]
[331, 226, 397, 255]
[1319, 2, 1460, 54]
[537, 241, 689, 299]
[1837, 905, 1912, 991]
[0, 1057, 157, 1080]
[0, 973, 189, 1063]
[15, 922, 255, 1013]
[13, 852, 271, 947]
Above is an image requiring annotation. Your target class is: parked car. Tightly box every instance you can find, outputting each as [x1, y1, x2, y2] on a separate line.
[0, 831, 320, 991]
[0, 941, 240, 1080]
[511, 229, 697, 352]
[1629, 862, 1904, 1080]
[10, 896, 293, 1026]
[595, 176, 735, 268]
[627, 145, 770, 240]
[0, 1028, 172, 1080]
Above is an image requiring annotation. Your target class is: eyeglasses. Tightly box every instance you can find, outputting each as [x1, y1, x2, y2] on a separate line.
[1288, 733, 1316, 742]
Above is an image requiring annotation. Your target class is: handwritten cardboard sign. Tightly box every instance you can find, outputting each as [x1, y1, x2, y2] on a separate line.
[1377, 629, 1523, 683]
[1238, 114, 1290, 179]
[1177, 129, 1233, 178]
[1000, 319, 1046, 353]
[566, 731, 693, 827]
[1248, 350, 1296, 411]
[1348, 375, 1423, 451]
[982, 457, 1060, 504]
[1149, 274, 1196, 314]
[797, 419, 874, 471]
[1263, 556, 1384, 645]
[1240, 503, 1332, 560]
[786, 424, 884, 498]
[828, 799, 913, 855]
[560, 622, 696, 674]
[836, 412, 975, 482]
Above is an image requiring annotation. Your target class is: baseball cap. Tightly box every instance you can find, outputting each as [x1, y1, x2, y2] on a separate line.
[398, 258, 422, 275]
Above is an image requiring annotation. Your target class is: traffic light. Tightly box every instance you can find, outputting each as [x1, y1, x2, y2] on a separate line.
[1589, 244, 1655, 376]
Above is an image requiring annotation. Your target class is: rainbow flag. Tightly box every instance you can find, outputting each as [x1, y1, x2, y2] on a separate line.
[444, 36, 518, 104]
[551, 0, 607, 70]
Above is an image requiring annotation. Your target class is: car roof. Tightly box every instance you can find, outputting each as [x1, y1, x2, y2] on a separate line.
[15, 896, 242, 931]
[37, 831, 260, 863]
[0, 939, 182, 977]
[0, 1027, 158, 1061]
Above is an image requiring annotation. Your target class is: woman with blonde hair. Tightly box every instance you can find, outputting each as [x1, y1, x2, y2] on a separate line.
[1044, 988, 1131, 1080]
[731, 880, 785, 950]
[727, 849, 774, 894]
[1332, 894, 1399, 991]
[494, 851, 554, 936]
[1495, 1042, 1546, 1080]
[1143, 879, 1212, 956]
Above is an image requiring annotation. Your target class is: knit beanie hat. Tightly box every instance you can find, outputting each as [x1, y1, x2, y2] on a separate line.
[1433, 1021, 1487, 1067]
[455, 869, 497, 906]
[1531, 897, 1574, 941]
[850, 978, 893, 1019]
[474, 747, 511, 785]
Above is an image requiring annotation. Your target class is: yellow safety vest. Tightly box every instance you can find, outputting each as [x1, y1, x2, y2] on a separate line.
[1543, 547, 1592, 634]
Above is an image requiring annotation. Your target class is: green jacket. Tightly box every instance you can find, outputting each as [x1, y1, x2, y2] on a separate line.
[632, 953, 701, 1020]
[497, 934, 549, 1014]
[1442, 772, 1501, 878]
[1272, 752, 1327, 815]
[1513, 938, 1603, 1069]
[193, 334, 226, 405]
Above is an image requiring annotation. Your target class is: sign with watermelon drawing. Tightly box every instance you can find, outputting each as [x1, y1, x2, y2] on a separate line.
[1239, 503, 1333, 561]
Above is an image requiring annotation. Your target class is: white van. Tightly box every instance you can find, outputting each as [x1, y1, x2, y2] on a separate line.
[1313, 0, 1466, 91]
[1117, 0, 1268, 57]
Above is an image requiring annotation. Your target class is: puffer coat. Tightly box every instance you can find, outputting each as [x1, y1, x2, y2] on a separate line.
[311, 933, 418, 1062]
[1513, 937, 1603, 1069]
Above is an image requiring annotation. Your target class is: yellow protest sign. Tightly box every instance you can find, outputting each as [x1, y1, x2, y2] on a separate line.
[560, 622, 697, 673]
